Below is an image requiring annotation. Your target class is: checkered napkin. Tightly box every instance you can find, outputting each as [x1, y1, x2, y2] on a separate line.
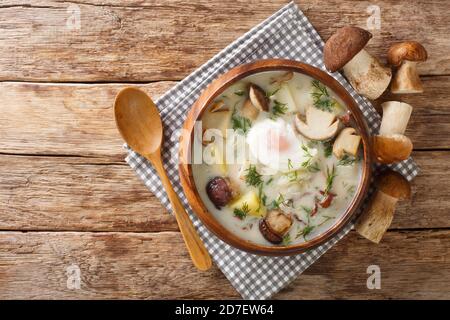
[125, 1, 419, 300]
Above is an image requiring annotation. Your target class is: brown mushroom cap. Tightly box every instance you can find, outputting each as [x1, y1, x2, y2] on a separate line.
[248, 84, 269, 112]
[259, 219, 283, 244]
[206, 177, 235, 209]
[324, 26, 372, 72]
[372, 134, 413, 164]
[377, 170, 411, 200]
[387, 41, 428, 67]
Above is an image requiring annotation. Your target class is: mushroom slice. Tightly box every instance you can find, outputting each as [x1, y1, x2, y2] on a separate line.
[388, 41, 428, 94]
[355, 170, 411, 243]
[259, 209, 293, 244]
[240, 99, 259, 120]
[209, 100, 229, 113]
[206, 177, 237, 209]
[332, 127, 361, 159]
[294, 107, 340, 140]
[372, 134, 413, 164]
[202, 102, 232, 137]
[249, 84, 269, 111]
[270, 71, 294, 85]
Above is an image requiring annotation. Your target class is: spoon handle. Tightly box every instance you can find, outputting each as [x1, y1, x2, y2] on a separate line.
[150, 154, 212, 271]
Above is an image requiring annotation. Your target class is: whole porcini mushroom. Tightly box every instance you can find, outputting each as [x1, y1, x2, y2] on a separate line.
[355, 170, 411, 243]
[388, 41, 428, 94]
[323, 26, 392, 100]
[373, 101, 413, 164]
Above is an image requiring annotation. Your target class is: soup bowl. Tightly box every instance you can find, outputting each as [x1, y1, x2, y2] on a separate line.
[179, 59, 372, 255]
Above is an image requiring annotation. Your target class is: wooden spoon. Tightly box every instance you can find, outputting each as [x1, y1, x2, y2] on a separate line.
[114, 87, 212, 271]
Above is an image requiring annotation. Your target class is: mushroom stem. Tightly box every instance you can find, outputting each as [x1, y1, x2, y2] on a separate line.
[379, 101, 412, 135]
[355, 191, 397, 243]
[355, 170, 411, 243]
[391, 60, 423, 93]
[343, 49, 392, 100]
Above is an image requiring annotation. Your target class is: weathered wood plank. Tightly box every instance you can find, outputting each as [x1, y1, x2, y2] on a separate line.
[0, 81, 176, 159]
[0, 77, 448, 159]
[0, 229, 448, 299]
[0, 155, 176, 232]
[0, 0, 448, 81]
[0, 151, 449, 232]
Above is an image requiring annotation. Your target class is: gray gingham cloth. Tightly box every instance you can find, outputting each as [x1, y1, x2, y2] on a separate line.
[125, 2, 419, 300]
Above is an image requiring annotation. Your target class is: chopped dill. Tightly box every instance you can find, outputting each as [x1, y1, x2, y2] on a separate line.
[270, 194, 286, 209]
[244, 165, 263, 187]
[296, 225, 315, 241]
[308, 162, 321, 173]
[323, 141, 333, 158]
[231, 107, 252, 134]
[270, 100, 288, 118]
[301, 144, 314, 168]
[282, 233, 292, 246]
[338, 154, 360, 166]
[233, 203, 250, 220]
[266, 87, 280, 98]
[311, 80, 337, 112]
[324, 165, 337, 195]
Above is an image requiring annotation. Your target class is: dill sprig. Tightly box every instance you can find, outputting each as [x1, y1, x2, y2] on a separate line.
[231, 107, 252, 134]
[296, 206, 315, 240]
[323, 141, 333, 158]
[311, 80, 337, 112]
[307, 162, 321, 173]
[244, 165, 263, 187]
[296, 225, 315, 241]
[266, 87, 280, 98]
[324, 165, 337, 195]
[233, 203, 250, 220]
[270, 100, 288, 119]
[282, 233, 292, 246]
[269, 194, 287, 210]
[337, 154, 360, 166]
[301, 144, 314, 168]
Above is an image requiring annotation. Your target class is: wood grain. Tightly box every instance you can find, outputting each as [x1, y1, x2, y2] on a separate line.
[0, 151, 449, 232]
[0, 77, 448, 160]
[0, 81, 175, 159]
[0, 0, 449, 82]
[0, 229, 448, 299]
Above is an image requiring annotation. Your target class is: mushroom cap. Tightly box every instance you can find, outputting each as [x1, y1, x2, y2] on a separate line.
[387, 41, 428, 67]
[377, 170, 411, 200]
[248, 84, 269, 112]
[324, 26, 372, 72]
[372, 134, 413, 164]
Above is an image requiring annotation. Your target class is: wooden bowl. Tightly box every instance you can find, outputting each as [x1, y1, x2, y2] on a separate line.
[179, 59, 372, 256]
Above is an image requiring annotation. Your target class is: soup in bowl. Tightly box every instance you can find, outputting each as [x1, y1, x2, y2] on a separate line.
[179, 59, 371, 255]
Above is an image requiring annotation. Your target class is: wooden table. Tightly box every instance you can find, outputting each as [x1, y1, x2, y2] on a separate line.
[1, 0, 449, 299]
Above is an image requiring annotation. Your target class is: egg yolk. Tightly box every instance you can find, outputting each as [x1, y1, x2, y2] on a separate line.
[267, 128, 290, 152]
